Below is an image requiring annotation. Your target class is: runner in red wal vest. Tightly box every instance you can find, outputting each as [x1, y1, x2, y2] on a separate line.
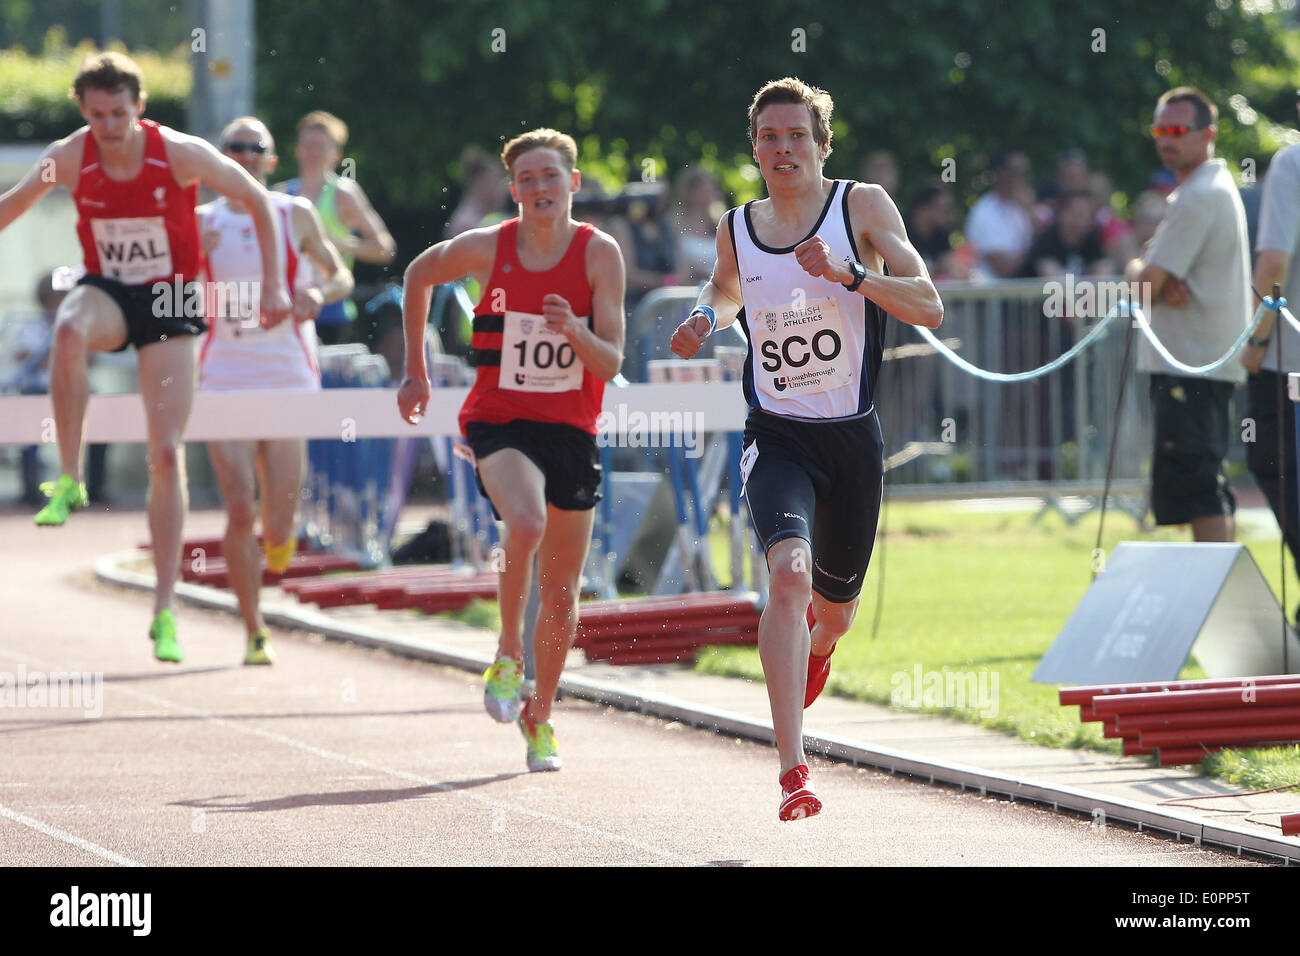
[398, 128, 626, 773]
[0, 52, 292, 663]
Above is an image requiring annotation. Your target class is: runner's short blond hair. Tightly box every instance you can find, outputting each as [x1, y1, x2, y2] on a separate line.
[297, 110, 348, 148]
[501, 128, 578, 176]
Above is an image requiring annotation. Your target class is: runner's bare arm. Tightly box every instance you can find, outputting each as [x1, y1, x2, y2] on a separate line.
[336, 179, 397, 265]
[671, 211, 744, 359]
[544, 230, 624, 382]
[291, 197, 354, 306]
[165, 132, 292, 325]
[0, 136, 81, 232]
[398, 228, 498, 422]
[834, 183, 943, 329]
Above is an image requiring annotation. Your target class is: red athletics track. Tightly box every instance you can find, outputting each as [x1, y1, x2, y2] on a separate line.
[0, 505, 1260, 866]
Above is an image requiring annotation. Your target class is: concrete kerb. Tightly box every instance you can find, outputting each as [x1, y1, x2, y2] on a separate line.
[94, 549, 1300, 864]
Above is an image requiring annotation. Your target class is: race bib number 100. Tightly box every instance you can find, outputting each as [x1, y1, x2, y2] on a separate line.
[498, 310, 584, 392]
[90, 217, 173, 284]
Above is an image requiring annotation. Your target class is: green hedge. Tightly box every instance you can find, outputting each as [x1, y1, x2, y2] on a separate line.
[0, 30, 191, 143]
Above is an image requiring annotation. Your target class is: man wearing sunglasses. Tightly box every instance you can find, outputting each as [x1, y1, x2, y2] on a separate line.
[196, 116, 353, 665]
[0, 52, 292, 662]
[1124, 87, 1251, 543]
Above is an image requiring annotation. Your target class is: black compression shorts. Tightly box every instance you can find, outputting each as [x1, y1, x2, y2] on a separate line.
[464, 418, 602, 517]
[77, 274, 206, 352]
[741, 408, 884, 603]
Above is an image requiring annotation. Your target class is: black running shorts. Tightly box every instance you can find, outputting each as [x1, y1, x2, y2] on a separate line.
[1148, 373, 1236, 525]
[741, 408, 884, 603]
[464, 418, 602, 515]
[77, 274, 207, 352]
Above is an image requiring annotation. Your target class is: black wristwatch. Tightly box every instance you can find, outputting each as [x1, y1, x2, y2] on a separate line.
[1249, 335, 1272, 348]
[842, 260, 867, 292]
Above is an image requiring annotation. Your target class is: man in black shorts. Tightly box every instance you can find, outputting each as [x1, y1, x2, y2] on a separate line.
[1124, 87, 1251, 541]
[0, 52, 291, 660]
[671, 78, 943, 820]
[398, 128, 625, 773]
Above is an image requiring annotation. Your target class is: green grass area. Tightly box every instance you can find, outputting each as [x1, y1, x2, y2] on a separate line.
[696, 501, 1300, 791]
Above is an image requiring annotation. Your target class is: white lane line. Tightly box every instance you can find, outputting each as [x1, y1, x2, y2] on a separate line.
[0, 802, 140, 867]
[0, 645, 694, 866]
[117, 684, 695, 865]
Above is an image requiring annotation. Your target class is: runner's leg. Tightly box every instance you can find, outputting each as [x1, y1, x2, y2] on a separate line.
[49, 285, 128, 478]
[258, 438, 306, 552]
[763, 536, 813, 774]
[809, 593, 860, 656]
[527, 503, 595, 722]
[477, 449, 547, 659]
[208, 440, 262, 636]
[136, 336, 197, 616]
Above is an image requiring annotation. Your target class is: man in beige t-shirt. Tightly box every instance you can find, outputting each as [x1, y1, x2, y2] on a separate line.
[1125, 87, 1251, 542]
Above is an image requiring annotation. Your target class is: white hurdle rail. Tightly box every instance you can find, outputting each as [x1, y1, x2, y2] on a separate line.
[0, 382, 749, 444]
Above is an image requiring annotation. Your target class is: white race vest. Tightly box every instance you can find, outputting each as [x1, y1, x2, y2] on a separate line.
[733, 180, 882, 421]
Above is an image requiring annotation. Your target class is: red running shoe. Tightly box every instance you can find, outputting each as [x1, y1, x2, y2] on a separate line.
[778, 764, 822, 821]
[805, 603, 833, 708]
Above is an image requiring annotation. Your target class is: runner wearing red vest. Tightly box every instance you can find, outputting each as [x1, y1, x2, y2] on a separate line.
[398, 128, 626, 772]
[0, 52, 292, 662]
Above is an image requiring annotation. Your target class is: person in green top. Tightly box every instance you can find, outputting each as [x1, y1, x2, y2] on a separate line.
[275, 110, 397, 344]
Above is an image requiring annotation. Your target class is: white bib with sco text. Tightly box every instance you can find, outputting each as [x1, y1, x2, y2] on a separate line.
[752, 296, 853, 400]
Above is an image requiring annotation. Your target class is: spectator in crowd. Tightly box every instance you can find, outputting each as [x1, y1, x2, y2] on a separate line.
[619, 180, 677, 310]
[861, 149, 900, 198]
[964, 146, 1034, 278]
[1125, 86, 1251, 543]
[1021, 191, 1112, 278]
[905, 179, 972, 280]
[1239, 154, 1268, 255]
[12, 271, 63, 504]
[1089, 172, 1137, 267]
[671, 166, 725, 285]
[1130, 189, 1167, 249]
[445, 146, 511, 238]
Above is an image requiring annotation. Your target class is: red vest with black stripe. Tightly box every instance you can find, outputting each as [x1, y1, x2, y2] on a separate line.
[458, 218, 603, 435]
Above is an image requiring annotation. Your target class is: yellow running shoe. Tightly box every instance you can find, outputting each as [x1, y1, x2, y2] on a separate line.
[264, 537, 298, 574]
[34, 474, 88, 527]
[518, 703, 562, 772]
[243, 629, 276, 666]
[150, 609, 183, 663]
[483, 656, 523, 723]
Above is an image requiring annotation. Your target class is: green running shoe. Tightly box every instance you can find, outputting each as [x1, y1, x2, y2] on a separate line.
[34, 474, 88, 526]
[483, 656, 523, 723]
[243, 629, 276, 666]
[518, 705, 562, 772]
[150, 609, 183, 663]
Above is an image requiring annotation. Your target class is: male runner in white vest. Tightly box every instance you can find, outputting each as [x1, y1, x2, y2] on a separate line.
[671, 78, 943, 820]
[198, 116, 353, 665]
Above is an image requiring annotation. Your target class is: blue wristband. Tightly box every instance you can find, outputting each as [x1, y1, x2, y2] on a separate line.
[691, 305, 717, 337]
